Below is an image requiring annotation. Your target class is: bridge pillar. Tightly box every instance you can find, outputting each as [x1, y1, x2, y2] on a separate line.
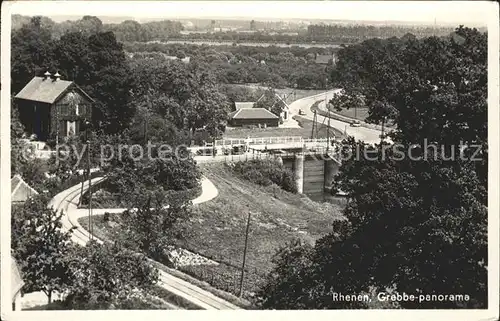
[324, 159, 340, 190]
[294, 154, 304, 194]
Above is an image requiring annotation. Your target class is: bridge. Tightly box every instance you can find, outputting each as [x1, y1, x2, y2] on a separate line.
[188, 136, 337, 153]
[192, 136, 343, 196]
[25, 135, 342, 196]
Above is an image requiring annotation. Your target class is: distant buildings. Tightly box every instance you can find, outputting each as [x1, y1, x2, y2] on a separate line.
[14, 72, 94, 142]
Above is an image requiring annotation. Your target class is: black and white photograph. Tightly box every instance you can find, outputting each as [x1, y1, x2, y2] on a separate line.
[1, 1, 498, 320]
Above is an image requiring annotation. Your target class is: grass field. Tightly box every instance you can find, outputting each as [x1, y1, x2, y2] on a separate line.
[330, 106, 370, 121]
[172, 163, 344, 294]
[224, 116, 345, 140]
[230, 84, 325, 104]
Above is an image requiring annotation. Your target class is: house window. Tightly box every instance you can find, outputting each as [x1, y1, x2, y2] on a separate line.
[75, 104, 79, 116]
[67, 121, 76, 136]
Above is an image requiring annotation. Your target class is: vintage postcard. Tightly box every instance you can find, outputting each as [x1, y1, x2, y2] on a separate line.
[1, 1, 498, 321]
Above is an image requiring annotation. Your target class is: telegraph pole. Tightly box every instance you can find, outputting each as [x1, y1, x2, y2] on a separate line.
[239, 210, 252, 297]
[86, 121, 93, 240]
[326, 78, 331, 153]
[311, 110, 317, 139]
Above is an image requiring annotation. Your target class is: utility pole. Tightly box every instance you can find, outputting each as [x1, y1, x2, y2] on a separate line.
[143, 113, 148, 146]
[380, 116, 386, 144]
[326, 79, 330, 153]
[239, 210, 252, 297]
[311, 110, 317, 139]
[79, 120, 88, 205]
[86, 121, 93, 240]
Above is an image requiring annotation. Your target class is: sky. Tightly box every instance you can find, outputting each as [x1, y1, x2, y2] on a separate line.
[6, 1, 495, 26]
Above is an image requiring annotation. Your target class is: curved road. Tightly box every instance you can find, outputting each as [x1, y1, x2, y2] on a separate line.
[289, 89, 383, 144]
[48, 177, 239, 310]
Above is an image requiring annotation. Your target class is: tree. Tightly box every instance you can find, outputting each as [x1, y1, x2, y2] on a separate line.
[116, 186, 193, 261]
[130, 59, 230, 137]
[257, 239, 315, 309]
[11, 16, 57, 93]
[11, 99, 27, 175]
[11, 194, 76, 303]
[253, 89, 286, 117]
[63, 241, 159, 309]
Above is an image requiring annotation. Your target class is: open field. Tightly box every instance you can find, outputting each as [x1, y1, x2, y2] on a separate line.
[170, 163, 344, 295]
[230, 84, 325, 103]
[224, 116, 345, 140]
[79, 162, 344, 298]
[150, 40, 343, 49]
[325, 104, 396, 129]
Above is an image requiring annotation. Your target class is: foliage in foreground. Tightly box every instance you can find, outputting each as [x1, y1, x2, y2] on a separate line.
[11, 194, 161, 309]
[11, 195, 75, 303]
[258, 26, 488, 309]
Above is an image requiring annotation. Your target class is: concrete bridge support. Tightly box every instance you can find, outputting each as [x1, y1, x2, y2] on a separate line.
[281, 153, 341, 196]
[324, 159, 340, 190]
[294, 154, 304, 194]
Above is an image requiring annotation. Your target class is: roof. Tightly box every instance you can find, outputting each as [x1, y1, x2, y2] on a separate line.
[234, 102, 255, 110]
[0, 254, 24, 301]
[315, 54, 332, 64]
[11, 257, 24, 299]
[229, 108, 279, 120]
[15, 76, 73, 104]
[11, 174, 39, 203]
[14, 76, 94, 104]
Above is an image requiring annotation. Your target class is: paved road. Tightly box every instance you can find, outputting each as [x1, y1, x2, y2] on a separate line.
[48, 177, 240, 310]
[289, 89, 383, 145]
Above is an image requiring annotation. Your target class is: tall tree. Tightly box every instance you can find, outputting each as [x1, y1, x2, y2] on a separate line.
[11, 16, 57, 93]
[11, 195, 76, 303]
[259, 27, 488, 309]
[130, 59, 230, 136]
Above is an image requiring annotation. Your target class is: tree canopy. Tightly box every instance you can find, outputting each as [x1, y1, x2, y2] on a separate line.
[258, 26, 488, 309]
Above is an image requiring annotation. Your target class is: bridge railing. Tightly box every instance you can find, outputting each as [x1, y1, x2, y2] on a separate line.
[214, 136, 336, 147]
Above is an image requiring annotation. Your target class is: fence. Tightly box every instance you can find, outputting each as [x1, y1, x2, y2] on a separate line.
[214, 136, 333, 147]
[195, 151, 279, 164]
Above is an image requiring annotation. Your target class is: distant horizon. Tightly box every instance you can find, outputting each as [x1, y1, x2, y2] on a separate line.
[38, 14, 478, 28]
[6, 1, 492, 28]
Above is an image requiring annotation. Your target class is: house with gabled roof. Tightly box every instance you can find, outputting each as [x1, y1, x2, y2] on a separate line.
[228, 108, 280, 127]
[14, 71, 94, 142]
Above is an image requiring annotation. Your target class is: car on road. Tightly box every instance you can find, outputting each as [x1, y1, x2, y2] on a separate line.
[350, 120, 361, 127]
[298, 109, 306, 115]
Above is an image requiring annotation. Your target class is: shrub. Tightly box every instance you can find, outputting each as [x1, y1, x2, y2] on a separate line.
[232, 159, 297, 193]
[179, 263, 266, 300]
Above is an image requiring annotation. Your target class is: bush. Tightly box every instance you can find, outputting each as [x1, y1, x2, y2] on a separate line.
[179, 263, 265, 300]
[232, 159, 297, 193]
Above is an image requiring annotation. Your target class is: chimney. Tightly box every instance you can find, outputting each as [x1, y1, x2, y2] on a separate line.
[44, 71, 51, 80]
[53, 71, 61, 82]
